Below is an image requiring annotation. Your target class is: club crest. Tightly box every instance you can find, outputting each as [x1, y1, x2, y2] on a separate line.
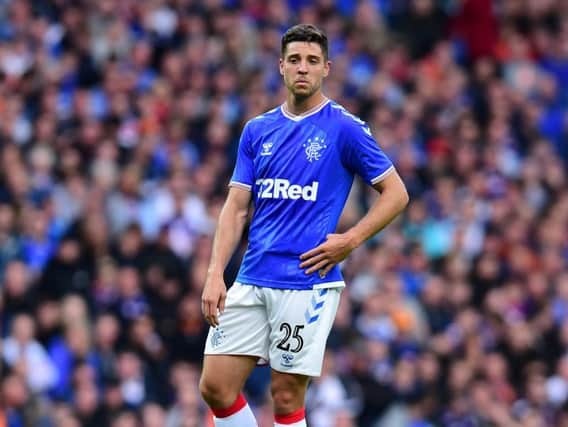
[211, 328, 226, 348]
[303, 136, 327, 162]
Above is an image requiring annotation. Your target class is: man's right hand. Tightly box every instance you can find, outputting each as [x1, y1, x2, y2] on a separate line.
[201, 274, 227, 327]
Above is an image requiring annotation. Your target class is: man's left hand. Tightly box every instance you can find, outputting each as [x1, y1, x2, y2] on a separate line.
[299, 233, 357, 278]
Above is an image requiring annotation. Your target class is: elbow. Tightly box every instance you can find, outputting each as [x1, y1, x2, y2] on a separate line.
[397, 185, 410, 214]
[380, 171, 409, 214]
[401, 187, 410, 210]
[235, 207, 250, 226]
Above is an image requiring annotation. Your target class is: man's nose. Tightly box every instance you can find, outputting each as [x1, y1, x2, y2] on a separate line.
[298, 61, 308, 73]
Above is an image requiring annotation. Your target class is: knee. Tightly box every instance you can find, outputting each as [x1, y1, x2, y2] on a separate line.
[271, 385, 295, 411]
[199, 375, 237, 408]
[271, 377, 305, 414]
[198, 375, 218, 405]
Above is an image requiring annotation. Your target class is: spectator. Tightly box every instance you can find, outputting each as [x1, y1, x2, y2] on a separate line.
[2, 260, 34, 325]
[306, 351, 355, 427]
[2, 313, 57, 394]
[2, 1, 568, 425]
[1, 372, 52, 427]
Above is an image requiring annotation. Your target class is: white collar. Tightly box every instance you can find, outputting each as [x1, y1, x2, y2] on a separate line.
[281, 98, 330, 122]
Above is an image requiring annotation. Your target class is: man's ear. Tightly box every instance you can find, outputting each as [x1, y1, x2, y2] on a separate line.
[279, 58, 284, 76]
[323, 60, 331, 77]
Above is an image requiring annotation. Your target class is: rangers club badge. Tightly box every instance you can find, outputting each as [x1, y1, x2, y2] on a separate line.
[303, 136, 327, 162]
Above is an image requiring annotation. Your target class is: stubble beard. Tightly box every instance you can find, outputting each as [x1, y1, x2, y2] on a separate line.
[288, 81, 320, 103]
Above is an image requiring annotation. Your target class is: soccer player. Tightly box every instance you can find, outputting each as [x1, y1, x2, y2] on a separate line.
[199, 24, 409, 427]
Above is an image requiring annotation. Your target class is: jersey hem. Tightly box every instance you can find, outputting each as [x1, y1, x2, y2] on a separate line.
[235, 278, 345, 290]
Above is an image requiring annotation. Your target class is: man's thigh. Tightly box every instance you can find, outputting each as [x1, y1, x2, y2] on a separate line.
[265, 287, 342, 377]
[204, 283, 270, 362]
[201, 354, 259, 393]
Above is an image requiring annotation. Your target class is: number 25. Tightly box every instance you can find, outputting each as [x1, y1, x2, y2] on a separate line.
[276, 323, 304, 353]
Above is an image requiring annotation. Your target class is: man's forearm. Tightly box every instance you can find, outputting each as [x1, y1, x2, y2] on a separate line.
[207, 203, 249, 277]
[345, 180, 409, 249]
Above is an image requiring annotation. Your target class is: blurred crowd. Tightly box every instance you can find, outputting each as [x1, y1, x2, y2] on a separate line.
[2, 0, 568, 426]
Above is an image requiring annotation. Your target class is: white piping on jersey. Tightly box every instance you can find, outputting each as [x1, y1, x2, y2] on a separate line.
[229, 181, 252, 191]
[313, 281, 345, 289]
[330, 103, 366, 125]
[281, 98, 330, 122]
[331, 103, 373, 136]
[251, 107, 279, 121]
[333, 103, 393, 183]
[370, 165, 395, 184]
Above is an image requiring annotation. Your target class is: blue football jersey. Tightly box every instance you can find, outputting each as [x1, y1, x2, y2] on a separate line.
[230, 100, 394, 290]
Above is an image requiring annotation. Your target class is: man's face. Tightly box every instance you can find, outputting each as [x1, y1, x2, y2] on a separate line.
[280, 42, 330, 100]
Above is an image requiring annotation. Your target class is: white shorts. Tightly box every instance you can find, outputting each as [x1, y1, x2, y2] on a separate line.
[204, 283, 342, 377]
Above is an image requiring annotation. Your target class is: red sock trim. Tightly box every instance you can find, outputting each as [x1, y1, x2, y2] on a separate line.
[211, 393, 247, 418]
[275, 407, 305, 424]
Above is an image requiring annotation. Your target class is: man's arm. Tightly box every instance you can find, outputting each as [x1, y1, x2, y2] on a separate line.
[202, 186, 251, 326]
[300, 170, 409, 276]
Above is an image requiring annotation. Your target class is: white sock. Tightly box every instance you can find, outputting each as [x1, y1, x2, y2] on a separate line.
[275, 421, 307, 427]
[212, 394, 258, 427]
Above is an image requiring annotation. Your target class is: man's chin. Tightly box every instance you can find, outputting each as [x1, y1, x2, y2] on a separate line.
[292, 88, 314, 99]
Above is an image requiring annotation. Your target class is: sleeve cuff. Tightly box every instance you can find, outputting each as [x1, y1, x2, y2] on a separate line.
[370, 166, 395, 184]
[229, 181, 252, 191]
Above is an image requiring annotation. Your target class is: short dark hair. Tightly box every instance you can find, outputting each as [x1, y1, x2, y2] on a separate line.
[281, 24, 328, 59]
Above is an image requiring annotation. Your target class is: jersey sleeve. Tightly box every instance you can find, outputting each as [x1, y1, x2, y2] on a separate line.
[340, 117, 394, 185]
[229, 122, 255, 191]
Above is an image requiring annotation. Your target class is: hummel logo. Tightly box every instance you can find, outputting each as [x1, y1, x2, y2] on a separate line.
[261, 142, 273, 156]
[281, 353, 294, 367]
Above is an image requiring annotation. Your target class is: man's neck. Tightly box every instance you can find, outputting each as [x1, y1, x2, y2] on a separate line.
[284, 93, 328, 116]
